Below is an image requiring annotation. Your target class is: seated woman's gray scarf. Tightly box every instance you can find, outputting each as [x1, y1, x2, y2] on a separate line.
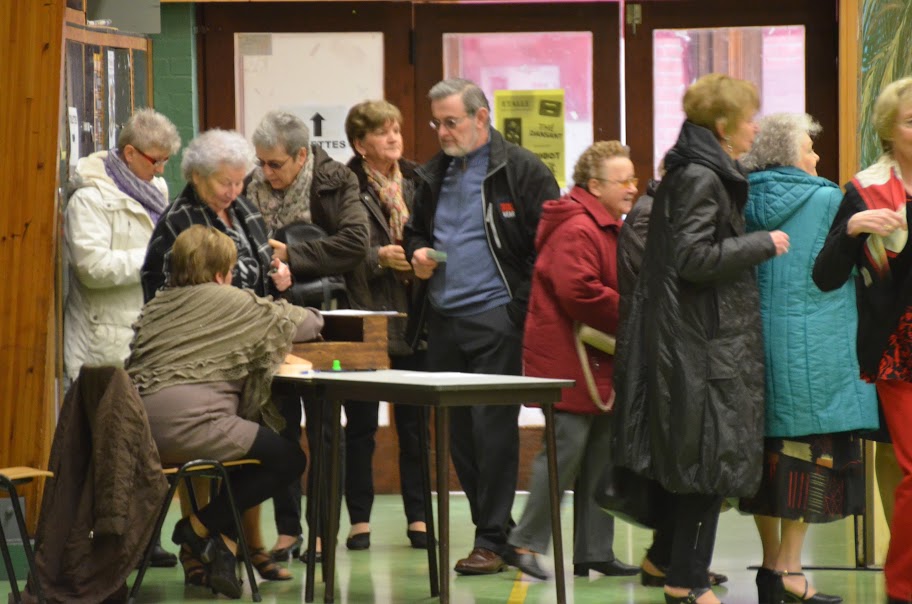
[246, 149, 315, 233]
[126, 283, 308, 431]
[104, 150, 168, 223]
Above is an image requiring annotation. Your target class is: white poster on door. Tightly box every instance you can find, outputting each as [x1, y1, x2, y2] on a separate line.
[235, 31, 383, 165]
[281, 104, 352, 163]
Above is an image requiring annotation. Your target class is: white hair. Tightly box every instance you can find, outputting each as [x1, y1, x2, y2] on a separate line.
[180, 129, 255, 181]
[117, 108, 181, 155]
[742, 113, 821, 171]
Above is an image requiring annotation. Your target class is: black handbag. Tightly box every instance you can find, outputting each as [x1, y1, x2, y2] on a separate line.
[274, 221, 348, 310]
[594, 463, 662, 529]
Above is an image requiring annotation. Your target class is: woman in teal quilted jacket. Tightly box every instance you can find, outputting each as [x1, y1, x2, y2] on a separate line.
[741, 113, 879, 604]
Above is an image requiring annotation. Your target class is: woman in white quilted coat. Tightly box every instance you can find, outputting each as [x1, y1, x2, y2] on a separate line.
[64, 108, 180, 381]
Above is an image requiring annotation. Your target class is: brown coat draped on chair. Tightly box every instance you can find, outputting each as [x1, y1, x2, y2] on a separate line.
[23, 366, 168, 603]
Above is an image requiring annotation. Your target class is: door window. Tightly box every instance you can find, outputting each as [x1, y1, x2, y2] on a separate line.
[651, 26, 806, 177]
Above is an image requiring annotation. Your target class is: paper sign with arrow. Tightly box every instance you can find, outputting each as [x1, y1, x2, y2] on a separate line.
[283, 104, 351, 163]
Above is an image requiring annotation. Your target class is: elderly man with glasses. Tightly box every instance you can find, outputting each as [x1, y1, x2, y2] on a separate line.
[404, 78, 559, 575]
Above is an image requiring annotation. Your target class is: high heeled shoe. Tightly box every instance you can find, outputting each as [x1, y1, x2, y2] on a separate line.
[250, 548, 292, 581]
[178, 548, 209, 587]
[664, 587, 720, 604]
[781, 571, 842, 603]
[756, 567, 785, 604]
[268, 534, 303, 562]
[208, 538, 242, 599]
[171, 517, 215, 563]
[642, 559, 728, 587]
[300, 549, 323, 564]
[407, 529, 428, 549]
[346, 532, 371, 550]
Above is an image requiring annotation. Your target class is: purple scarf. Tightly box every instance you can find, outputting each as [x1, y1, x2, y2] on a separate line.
[104, 151, 168, 223]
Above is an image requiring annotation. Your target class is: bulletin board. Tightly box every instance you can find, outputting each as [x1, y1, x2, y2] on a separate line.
[62, 21, 152, 178]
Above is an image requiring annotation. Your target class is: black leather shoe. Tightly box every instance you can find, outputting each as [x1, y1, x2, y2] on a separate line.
[783, 571, 842, 603]
[503, 547, 550, 580]
[756, 567, 785, 604]
[208, 538, 242, 599]
[346, 532, 371, 550]
[149, 539, 178, 568]
[664, 587, 717, 604]
[171, 517, 215, 564]
[575, 559, 640, 577]
[299, 549, 322, 564]
[407, 530, 428, 549]
[269, 534, 303, 562]
[642, 559, 727, 587]
[642, 567, 665, 587]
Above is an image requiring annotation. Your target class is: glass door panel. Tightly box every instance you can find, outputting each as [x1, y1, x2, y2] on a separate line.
[624, 0, 838, 185]
[442, 31, 593, 187]
[651, 25, 806, 178]
[414, 2, 620, 165]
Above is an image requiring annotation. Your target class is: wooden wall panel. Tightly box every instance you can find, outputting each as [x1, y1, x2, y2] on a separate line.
[0, 0, 66, 528]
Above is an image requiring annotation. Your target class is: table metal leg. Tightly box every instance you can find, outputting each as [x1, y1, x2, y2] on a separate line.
[418, 406, 440, 597]
[304, 398, 324, 603]
[435, 407, 450, 604]
[324, 399, 342, 603]
[543, 404, 566, 603]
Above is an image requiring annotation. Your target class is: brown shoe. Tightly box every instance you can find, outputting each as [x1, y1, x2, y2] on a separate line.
[454, 547, 505, 575]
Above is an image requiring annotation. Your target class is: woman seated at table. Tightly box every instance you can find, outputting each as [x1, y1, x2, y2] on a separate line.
[127, 225, 323, 598]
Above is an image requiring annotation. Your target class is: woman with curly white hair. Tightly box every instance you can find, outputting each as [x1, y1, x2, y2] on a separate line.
[741, 113, 879, 604]
[142, 128, 293, 300]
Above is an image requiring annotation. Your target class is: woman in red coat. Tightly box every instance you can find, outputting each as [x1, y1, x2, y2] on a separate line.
[503, 141, 640, 580]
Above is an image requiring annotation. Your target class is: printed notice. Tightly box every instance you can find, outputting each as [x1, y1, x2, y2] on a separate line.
[494, 89, 565, 187]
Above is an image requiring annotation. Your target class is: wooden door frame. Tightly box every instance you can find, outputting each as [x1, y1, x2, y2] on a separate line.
[196, 2, 414, 156]
[413, 2, 621, 163]
[624, 0, 840, 184]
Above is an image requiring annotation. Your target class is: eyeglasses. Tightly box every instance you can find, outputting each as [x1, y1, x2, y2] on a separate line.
[594, 176, 638, 188]
[256, 156, 293, 171]
[429, 115, 469, 131]
[133, 146, 169, 168]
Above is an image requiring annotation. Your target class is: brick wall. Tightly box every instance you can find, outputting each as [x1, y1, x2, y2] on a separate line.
[151, 3, 198, 197]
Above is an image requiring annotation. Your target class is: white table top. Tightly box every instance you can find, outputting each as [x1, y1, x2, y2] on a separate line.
[285, 369, 572, 389]
[275, 369, 574, 405]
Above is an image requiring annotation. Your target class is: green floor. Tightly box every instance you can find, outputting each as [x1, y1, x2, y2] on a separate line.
[3, 494, 886, 603]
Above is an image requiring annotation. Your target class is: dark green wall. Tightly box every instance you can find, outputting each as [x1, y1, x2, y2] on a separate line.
[151, 3, 198, 197]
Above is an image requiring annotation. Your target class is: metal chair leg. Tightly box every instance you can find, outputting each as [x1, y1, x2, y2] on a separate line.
[128, 477, 182, 604]
[209, 462, 261, 603]
[0, 476, 46, 604]
[0, 519, 22, 603]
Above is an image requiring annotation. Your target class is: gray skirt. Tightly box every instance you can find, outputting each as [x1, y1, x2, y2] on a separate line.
[143, 380, 259, 464]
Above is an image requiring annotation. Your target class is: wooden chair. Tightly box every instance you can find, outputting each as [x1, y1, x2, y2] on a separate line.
[0, 467, 53, 604]
[128, 459, 262, 603]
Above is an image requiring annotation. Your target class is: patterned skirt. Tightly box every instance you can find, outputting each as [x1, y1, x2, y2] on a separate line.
[739, 432, 865, 523]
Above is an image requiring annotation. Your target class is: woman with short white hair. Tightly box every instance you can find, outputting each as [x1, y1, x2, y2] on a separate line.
[141, 129, 293, 300]
[742, 113, 877, 604]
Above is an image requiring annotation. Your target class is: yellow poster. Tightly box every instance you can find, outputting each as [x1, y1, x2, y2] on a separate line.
[493, 89, 565, 187]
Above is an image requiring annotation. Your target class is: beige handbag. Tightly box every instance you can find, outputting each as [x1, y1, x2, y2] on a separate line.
[573, 322, 616, 411]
